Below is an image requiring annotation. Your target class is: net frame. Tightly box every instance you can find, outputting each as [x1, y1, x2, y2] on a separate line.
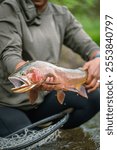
[0, 108, 73, 150]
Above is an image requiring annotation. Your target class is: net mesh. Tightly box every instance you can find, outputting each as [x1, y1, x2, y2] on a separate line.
[0, 127, 61, 150]
[0, 114, 68, 150]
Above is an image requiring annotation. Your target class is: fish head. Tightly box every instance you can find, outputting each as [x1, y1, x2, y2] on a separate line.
[8, 63, 43, 93]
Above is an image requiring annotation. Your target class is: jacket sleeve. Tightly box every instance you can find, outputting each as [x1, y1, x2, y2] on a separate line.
[0, 4, 23, 74]
[63, 7, 100, 61]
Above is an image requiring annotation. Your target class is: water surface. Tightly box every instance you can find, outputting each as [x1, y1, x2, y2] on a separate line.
[41, 113, 100, 150]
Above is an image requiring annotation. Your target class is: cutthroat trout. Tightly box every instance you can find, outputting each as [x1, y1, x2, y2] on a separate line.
[8, 61, 88, 104]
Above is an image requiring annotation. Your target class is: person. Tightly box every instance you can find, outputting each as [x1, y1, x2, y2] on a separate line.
[0, 0, 100, 137]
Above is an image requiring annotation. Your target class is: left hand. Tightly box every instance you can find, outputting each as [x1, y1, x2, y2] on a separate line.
[40, 76, 55, 91]
[43, 76, 55, 90]
[83, 58, 100, 93]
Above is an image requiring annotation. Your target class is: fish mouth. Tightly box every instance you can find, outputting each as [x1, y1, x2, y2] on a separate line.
[8, 76, 36, 93]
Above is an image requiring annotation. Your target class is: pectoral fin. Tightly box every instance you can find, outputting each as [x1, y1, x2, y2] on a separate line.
[57, 90, 65, 104]
[29, 88, 39, 104]
[76, 85, 88, 99]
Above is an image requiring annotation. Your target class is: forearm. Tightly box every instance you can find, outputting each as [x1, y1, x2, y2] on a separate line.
[2, 56, 20, 74]
[63, 8, 100, 61]
[1, 46, 24, 73]
[0, 4, 24, 73]
[64, 22, 100, 61]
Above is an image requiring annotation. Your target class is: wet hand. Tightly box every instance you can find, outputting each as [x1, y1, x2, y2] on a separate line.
[83, 58, 100, 93]
[15, 61, 27, 70]
[41, 76, 55, 91]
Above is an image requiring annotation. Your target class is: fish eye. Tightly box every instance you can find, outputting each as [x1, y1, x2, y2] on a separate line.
[28, 67, 35, 73]
[20, 71, 25, 76]
[29, 69, 33, 73]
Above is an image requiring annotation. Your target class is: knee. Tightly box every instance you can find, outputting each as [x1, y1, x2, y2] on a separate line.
[0, 107, 31, 137]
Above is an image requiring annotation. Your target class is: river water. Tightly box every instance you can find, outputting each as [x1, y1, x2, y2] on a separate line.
[41, 113, 100, 150]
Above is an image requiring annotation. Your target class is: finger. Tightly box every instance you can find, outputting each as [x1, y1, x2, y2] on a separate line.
[86, 66, 100, 85]
[43, 77, 55, 90]
[46, 77, 52, 82]
[92, 68, 100, 80]
[85, 78, 97, 89]
[83, 62, 89, 70]
[85, 78, 97, 88]
[85, 72, 94, 85]
[87, 82, 100, 93]
[50, 77, 54, 82]
[46, 77, 53, 82]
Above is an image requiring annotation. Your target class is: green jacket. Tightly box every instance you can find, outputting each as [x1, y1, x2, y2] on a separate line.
[0, 0, 99, 109]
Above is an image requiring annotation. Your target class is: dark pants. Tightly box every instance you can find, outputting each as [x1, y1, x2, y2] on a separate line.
[0, 90, 100, 137]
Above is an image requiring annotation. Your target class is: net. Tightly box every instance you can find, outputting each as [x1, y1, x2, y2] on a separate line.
[0, 108, 73, 150]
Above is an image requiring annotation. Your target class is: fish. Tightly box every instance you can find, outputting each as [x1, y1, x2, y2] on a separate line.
[8, 61, 88, 104]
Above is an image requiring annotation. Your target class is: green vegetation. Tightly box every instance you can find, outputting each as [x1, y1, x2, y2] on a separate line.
[50, 0, 100, 45]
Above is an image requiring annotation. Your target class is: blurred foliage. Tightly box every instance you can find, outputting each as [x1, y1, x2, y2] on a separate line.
[50, 0, 100, 45]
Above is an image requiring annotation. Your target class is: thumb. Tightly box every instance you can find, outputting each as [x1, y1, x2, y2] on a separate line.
[83, 62, 89, 71]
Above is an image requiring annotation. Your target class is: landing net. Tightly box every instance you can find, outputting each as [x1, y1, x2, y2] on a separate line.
[0, 108, 73, 150]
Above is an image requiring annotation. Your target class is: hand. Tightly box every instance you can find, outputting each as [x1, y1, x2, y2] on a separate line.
[43, 77, 55, 91]
[83, 58, 100, 93]
[40, 76, 55, 91]
[15, 60, 27, 70]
